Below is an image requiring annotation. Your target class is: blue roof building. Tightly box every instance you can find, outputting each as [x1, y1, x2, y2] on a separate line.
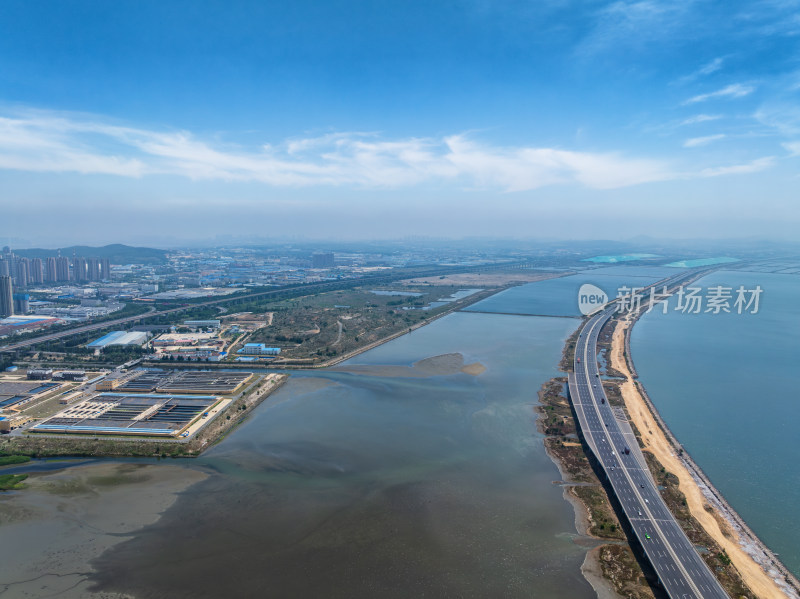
[237, 343, 281, 356]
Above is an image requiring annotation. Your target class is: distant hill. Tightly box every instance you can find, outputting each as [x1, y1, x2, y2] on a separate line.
[16, 244, 169, 264]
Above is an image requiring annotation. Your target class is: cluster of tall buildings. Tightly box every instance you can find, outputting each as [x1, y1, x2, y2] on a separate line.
[0, 247, 111, 289]
[0, 247, 113, 317]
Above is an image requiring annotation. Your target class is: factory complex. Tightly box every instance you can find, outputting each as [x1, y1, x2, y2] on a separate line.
[29, 369, 254, 438]
[0, 368, 99, 432]
[32, 393, 222, 437]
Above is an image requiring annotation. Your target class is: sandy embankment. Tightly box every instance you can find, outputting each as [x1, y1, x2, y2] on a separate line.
[610, 316, 799, 599]
[0, 462, 207, 598]
[332, 352, 486, 378]
[400, 272, 564, 286]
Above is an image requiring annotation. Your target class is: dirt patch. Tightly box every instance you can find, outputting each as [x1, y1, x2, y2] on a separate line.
[598, 544, 656, 599]
[334, 353, 485, 379]
[460, 362, 486, 376]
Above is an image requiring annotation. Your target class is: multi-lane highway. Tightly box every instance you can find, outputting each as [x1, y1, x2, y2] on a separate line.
[569, 304, 729, 598]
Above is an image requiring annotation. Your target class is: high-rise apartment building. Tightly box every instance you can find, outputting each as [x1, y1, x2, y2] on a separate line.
[45, 257, 57, 282]
[87, 258, 101, 281]
[30, 258, 44, 284]
[15, 258, 29, 289]
[0, 276, 13, 318]
[311, 252, 335, 268]
[101, 258, 111, 280]
[56, 256, 71, 282]
[72, 257, 87, 282]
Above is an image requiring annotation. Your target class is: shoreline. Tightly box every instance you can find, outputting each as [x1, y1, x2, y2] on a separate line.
[542, 301, 800, 598]
[0, 373, 289, 459]
[615, 311, 800, 598]
[259, 283, 520, 369]
[2, 282, 521, 461]
[535, 374, 652, 599]
[25, 284, 518, 373]
[0, 461, 208, 598]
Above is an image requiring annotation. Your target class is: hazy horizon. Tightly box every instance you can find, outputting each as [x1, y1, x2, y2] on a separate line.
[2, 1, 799, 245]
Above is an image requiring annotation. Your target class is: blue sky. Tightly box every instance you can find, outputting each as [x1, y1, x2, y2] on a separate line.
[1, 0, 799, 246]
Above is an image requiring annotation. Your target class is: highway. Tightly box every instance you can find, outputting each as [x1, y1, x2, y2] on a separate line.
[569, 285, 729, 598]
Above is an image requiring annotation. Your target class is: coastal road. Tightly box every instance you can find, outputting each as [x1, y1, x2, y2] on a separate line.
[569, 300, 729, 598]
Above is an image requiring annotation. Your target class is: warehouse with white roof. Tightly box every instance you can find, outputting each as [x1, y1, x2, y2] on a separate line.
[87, 330, 149, 349]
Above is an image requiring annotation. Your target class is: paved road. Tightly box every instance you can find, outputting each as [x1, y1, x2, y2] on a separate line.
[569, 292, 729, 597]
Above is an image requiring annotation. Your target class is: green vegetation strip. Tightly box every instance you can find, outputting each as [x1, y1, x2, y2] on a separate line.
[0, 455, 32, 467]
[0, 473, 28, 491]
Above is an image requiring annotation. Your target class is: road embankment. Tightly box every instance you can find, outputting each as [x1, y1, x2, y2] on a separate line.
[536, 376, 656, 599]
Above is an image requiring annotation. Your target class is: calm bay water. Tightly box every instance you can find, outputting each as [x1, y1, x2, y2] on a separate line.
[631, 271, 800, 577]
[464, 267, 685, 317]
[90, 312, 595, 598]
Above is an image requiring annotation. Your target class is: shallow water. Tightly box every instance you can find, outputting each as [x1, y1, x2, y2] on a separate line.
[89, 312, 595, 598]
[463, 269, 684, 317]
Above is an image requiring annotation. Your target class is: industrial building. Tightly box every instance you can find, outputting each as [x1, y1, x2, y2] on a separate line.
[0, 315, 60, 337]
[87, 330, 150, 349]
[0, 380, 60, 412]
[238, 343, 281, 356]
[53, 370, 87, 381]
[184, 319, 221, 330]
[152, 332, 217, 346]
[31, 392, 221, 437]
[96, 370, 140, 391]
[112, 369, 252, 395]
[27, 368, 54, 380]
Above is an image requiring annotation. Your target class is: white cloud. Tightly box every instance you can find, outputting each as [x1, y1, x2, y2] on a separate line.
[683, 134, 726, 147]
[674, 57, 727, 85]
[697, 57, 725, 76]
[783, 141, 800, 156]
[0, 110, 675, 191]
[684, 83, 755, 104]
[577, 0, 695, 56]
[698, 156, 774, 177]
[680, 114, 722, 126]
[755, 103, 800, 136]
[0, 109, 777, 192]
